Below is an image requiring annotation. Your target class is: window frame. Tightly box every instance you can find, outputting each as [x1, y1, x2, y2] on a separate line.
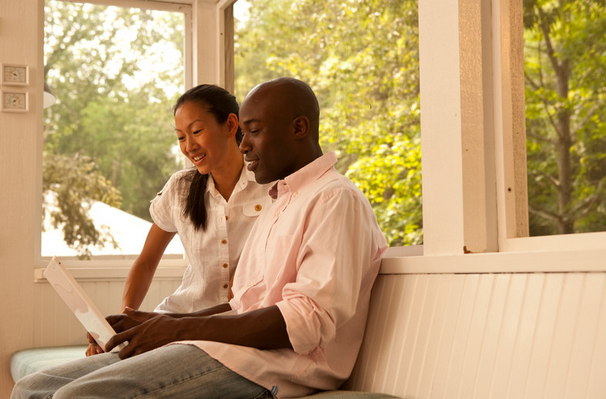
[35, 0, 237, 272]
[382, 0, 606, 273]
[36, 0, 606, 275]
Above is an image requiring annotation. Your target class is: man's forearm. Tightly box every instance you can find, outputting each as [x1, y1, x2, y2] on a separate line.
[172, 305, 292, 349]
[168, 302, 233, 318]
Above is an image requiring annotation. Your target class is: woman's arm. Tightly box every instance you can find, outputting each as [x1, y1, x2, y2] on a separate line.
[87, 223, 176, 356]
[121, 223, 176, 312]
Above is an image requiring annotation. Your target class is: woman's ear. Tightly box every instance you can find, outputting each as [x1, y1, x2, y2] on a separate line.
[292, 115, 310, 140]
[226, 113, 239, 139]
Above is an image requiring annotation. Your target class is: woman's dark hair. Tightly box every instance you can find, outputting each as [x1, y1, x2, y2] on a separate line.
[175, 84, 242, 231]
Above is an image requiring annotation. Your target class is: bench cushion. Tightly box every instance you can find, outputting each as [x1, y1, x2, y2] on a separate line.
[10, 345, 87, 382]
[297, 392, 401, 398]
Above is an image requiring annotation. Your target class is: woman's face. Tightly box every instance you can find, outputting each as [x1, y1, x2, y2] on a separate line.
[175, 101, 236, 176]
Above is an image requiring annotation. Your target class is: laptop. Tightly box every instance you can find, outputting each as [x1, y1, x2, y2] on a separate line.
[44, 256, 125, 352]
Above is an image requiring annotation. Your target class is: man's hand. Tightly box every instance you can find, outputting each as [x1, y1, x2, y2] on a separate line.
[105, 308, 183, 359]
[104, 304, 291, 360]
[85, 308, 155, 356]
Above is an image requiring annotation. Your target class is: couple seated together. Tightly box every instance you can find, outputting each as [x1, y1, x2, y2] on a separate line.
[12, 77, 388, 399]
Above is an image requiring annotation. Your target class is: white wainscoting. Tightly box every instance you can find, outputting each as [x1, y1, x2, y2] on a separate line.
[346, 272, 606, 399]
[31, 279, 182, 347]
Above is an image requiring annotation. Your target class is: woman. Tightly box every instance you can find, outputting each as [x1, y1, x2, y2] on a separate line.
[87, 84, 272, 355]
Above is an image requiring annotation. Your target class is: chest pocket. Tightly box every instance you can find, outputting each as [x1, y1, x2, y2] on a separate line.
[242, 197, 271, 217]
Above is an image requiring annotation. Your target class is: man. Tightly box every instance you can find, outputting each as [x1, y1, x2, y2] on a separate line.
[12, 78, 387, 398]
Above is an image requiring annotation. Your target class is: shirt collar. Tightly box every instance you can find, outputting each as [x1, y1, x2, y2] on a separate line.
[207, 155, 255, 198]
[269, 151, 338, 200]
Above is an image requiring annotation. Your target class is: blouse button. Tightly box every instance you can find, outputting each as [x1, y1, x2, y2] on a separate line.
[221, 239, 227, 245]
[222, 263, 228, 269]
[254, 204, 262, 211]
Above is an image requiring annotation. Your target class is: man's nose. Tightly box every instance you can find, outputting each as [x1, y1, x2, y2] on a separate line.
[239, 135, 250, 154]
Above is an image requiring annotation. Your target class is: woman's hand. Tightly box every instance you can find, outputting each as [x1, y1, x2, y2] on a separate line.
[85, 333, 105, 356]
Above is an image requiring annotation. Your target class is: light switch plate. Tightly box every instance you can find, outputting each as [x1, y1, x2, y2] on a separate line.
[1, 90, 28, 112]
[1, 63, 29, 86]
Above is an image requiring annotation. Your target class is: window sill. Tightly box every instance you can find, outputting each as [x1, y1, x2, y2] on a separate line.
[380, 246, 606, 275]
[34, 265, 187, 283]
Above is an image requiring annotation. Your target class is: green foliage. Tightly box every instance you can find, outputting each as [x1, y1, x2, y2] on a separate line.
[44, 0, 606, 254]
[235, 0, 422, 245]
[43, 0, 184, 254]
[524, 0, 606, 234]
[43, 153, 122, 259]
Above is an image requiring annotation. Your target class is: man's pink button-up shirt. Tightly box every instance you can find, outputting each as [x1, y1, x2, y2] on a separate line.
[188, 152, 387, 398]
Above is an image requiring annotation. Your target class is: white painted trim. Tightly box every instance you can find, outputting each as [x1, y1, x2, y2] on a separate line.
[380, 247, 606, 274]
[192, 0, 221, 85]
[507, 231, 606, 252]
[418, 0, 465, 256]
[63, 0, 191, 12]
[493, 0, 524, 248]
[216, 0, 236, 10]
[183, 4, 193, 90]
[36, 0, 194, 269]
[34, 265, 187, 282]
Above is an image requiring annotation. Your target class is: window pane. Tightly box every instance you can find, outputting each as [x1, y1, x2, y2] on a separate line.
[524, 1, 606, 236]
[43, 0, 185, 259]
[234, 0, 422, 246]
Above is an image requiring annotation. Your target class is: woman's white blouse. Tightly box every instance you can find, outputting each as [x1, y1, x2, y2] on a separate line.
[149, 165, 272, 313]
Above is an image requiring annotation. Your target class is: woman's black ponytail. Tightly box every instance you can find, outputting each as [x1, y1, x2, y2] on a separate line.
[174, 85, 242, 231]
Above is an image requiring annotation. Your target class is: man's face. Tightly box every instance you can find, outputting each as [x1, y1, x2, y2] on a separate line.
[238, 88, 296, 184]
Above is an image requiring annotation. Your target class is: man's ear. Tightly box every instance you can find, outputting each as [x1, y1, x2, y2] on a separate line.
[226, 113, 239, 139]
[292, 115, 310, 140]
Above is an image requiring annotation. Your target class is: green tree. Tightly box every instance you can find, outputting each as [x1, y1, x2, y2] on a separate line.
[524, 0, 606, 235]
[235, 0, 422, 246]
[43, 153, 122, 259]
[43, 1, 184, 255]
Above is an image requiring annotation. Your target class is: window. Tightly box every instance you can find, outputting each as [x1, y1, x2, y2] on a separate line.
[523, 0, 606, 237]
[234, 0, 422, 247]
[42, 0, 187, 259]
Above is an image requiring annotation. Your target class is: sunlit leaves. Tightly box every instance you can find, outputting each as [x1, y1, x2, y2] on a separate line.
[43, 153, 122, 259]
[235, 0, 421, 245]
[524, 0, 606, 234]
[43, 0, 184, 254]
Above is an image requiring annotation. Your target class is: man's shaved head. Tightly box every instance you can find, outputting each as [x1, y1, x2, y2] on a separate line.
[238, 77, 324, 184]
[244, 77, 320, 139]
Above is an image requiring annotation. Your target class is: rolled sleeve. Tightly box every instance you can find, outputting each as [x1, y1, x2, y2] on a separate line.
[275, 189, 378, 355]
[277, 297, 335, 355]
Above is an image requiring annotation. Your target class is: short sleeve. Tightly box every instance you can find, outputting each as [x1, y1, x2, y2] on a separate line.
[150, 171, 188, 233]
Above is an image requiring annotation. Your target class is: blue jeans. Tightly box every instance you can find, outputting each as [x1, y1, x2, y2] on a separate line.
[11, 344, 274, 399]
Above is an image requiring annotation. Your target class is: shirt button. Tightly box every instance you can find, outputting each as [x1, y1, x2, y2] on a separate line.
[225, 215, 229, 220]
[254, 204, 262, 211]
[222, 263, 228, 268]
[223, 284, 228, 289]
[221, 239, 227, 245]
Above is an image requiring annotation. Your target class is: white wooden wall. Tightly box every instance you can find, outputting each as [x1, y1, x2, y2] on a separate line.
[347, 272, 606, 399]
[31, 279, 181, 347]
